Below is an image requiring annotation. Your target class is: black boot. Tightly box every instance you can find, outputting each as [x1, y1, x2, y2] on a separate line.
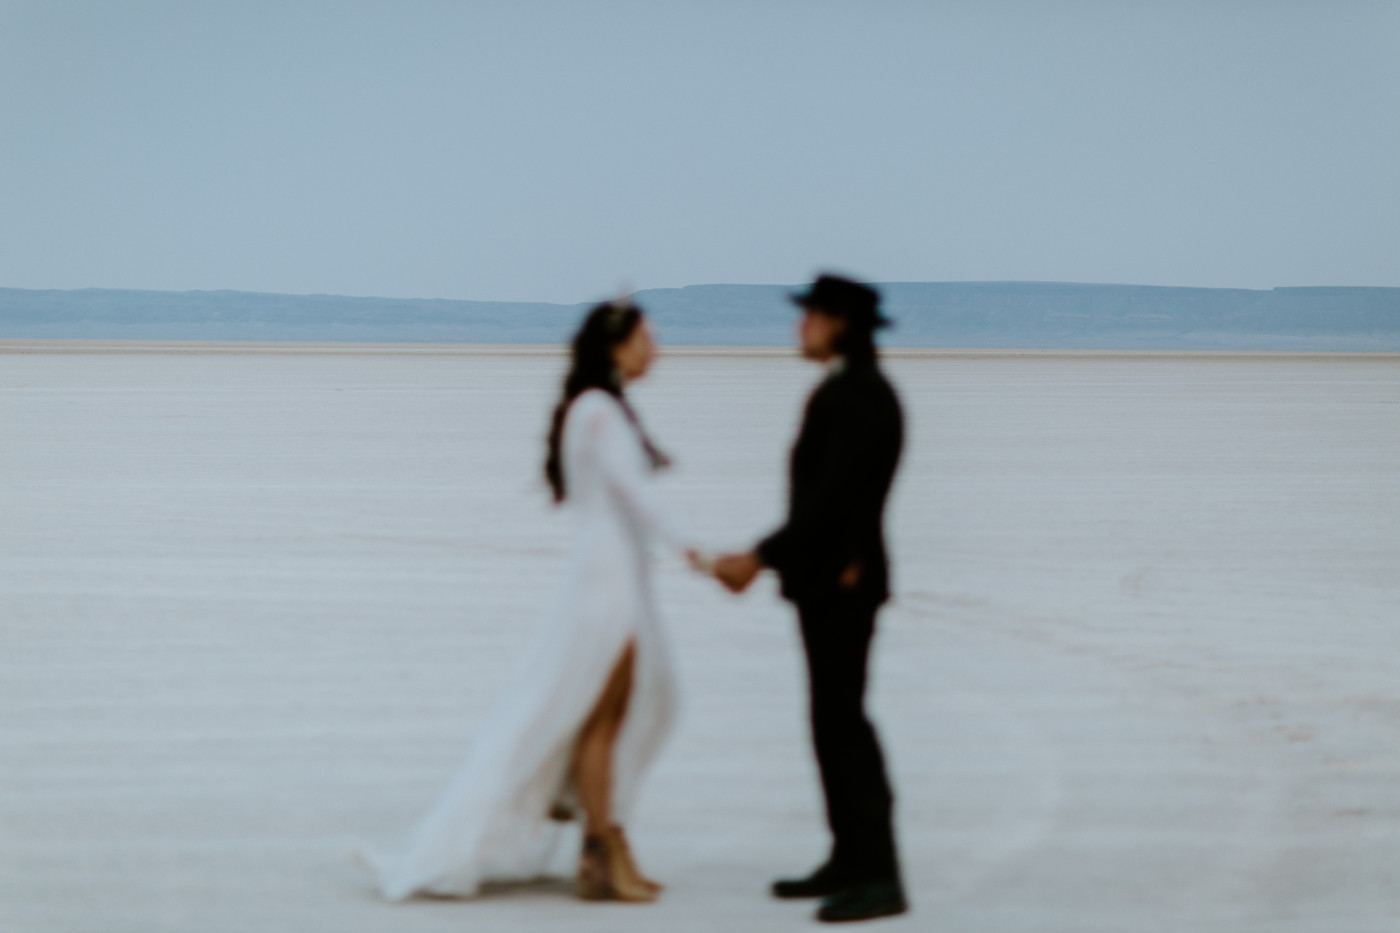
[771, 860, 855, 900]
[816, 878, 908, 923]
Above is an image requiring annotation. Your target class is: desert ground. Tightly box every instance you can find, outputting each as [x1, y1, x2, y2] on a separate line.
[2, 343, 1398, 932]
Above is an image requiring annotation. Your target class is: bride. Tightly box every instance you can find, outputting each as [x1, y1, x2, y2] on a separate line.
[364, 299, 695, 904]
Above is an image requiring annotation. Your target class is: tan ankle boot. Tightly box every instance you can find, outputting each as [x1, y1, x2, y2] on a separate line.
[576, 831, 656, 903]
[576, 834, 612, 901]
[605, 825, 664, 896]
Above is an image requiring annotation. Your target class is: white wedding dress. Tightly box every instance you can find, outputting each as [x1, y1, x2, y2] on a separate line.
[364, 388, 688, 901]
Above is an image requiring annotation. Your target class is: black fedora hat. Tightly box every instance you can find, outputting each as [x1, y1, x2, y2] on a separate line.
[790, 274, 892, 329]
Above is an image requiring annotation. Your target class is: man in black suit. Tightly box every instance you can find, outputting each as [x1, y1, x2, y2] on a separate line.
[714, 274, 907, 923]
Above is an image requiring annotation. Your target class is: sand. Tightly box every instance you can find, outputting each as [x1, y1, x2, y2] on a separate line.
[2, 343, 1398, 932]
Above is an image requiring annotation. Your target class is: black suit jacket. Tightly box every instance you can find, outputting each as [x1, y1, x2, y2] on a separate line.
[757, 355, 904, 605]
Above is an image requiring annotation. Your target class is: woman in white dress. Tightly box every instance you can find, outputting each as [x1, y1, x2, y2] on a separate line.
[364, 300, 695, 904]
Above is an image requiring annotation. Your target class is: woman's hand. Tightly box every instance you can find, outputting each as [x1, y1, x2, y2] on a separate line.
[686, 549, 715, 574]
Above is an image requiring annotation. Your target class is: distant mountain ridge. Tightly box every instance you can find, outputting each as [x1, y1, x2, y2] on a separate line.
[2, 283, 1397, 350]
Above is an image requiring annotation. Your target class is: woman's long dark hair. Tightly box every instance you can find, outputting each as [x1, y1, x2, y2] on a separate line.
[544, 301, 669, 503]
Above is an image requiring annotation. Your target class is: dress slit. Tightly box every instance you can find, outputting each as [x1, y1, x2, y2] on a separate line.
[361, 390, 680, 901]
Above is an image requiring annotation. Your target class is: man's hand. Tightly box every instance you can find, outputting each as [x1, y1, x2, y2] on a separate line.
[839, 559, 863, 590]
[714, 551, 762, 593]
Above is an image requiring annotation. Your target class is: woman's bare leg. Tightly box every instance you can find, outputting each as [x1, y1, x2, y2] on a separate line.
[572, 642, 636, 836]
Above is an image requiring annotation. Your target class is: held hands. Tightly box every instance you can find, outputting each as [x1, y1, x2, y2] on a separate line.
[712, 551, 762, 593]
[677, 549, 851, 591]
[684, 549, 860, 595]
[684, 548, 761, 593]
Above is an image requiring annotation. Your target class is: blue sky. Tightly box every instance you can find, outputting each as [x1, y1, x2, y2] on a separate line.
[2, 1, 1397, 302]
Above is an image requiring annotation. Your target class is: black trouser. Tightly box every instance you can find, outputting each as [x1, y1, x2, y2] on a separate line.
[797, 594, 899, 882]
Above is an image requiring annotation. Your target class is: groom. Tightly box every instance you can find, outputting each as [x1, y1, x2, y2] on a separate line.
[714, 274, 907, 923]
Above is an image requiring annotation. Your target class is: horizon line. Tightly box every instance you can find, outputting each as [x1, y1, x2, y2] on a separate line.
[3, 339, 1397, 362]
[4, 280, 1399, 306]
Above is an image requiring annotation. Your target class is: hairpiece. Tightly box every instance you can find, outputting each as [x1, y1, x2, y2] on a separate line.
[604, 297, 633, 334]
